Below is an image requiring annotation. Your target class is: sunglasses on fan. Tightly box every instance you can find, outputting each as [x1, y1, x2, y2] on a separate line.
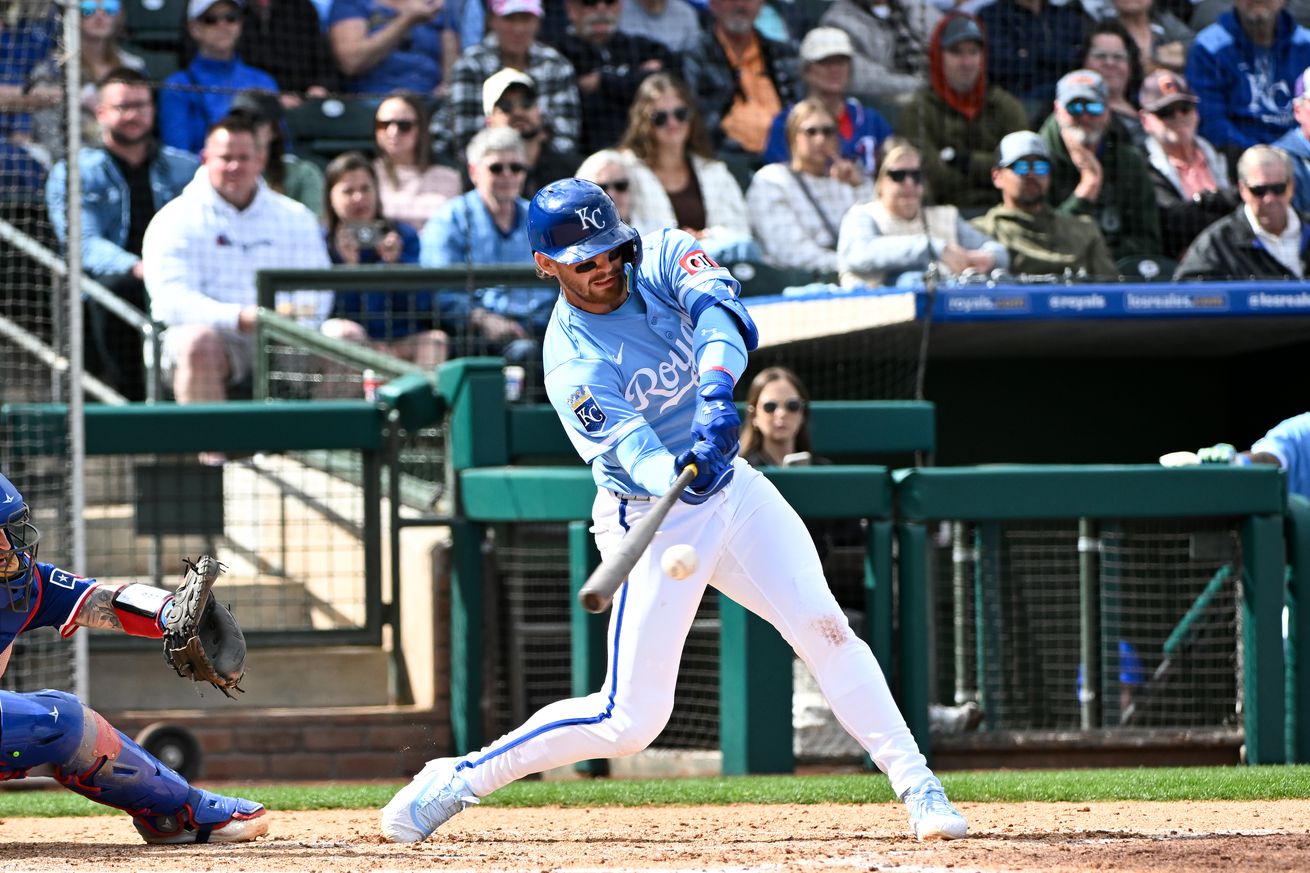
[758, 399, 805, 414]
[650, 106, 690, 127]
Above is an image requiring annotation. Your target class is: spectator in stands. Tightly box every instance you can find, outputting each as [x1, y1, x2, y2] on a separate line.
[617, 72, 760, 261]
[837, 140, 1007, 287]
[1139, 69, 1237, 259]
[372, 92, 461, 231]
[551, 0, 674, 154]
[160, 0, 280, 155]
[1175, 144, 1310, 279]
[321, 152, 449, 368]
[618, 0, 700, 54]
[1186, 0, 1310, 161]
[442, 0, 581, 156]
[328, 0, 457, 97]
[419, 127, 549, 355]
[24, 0, 145, 168]
[229, 89, 325, 216]
[818, 0, 939, 111]
[575, 148, 634, 220]
[239, 0, 339, 99]
[747, 97, 872, 271]
[142, 113, 340, 404]
[45, 68, 199, 401]
[482, 68, 581, 194]
[971, 130, 1119, 277]
[0, 1, 58, 170]
[897, 12, 1029, 215]
[763, 27, 891, 178]
[683, 0, 801, 156]
[1276, 66, 1310, 213]
[1039, 69, 1163, 261]
[977, 0, 1089, 120]
[1107, 0, 1193, 73]
[1079, 19, 1147, 145]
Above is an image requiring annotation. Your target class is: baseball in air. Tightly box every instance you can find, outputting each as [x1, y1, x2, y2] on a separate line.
[661, 544, 699, 580]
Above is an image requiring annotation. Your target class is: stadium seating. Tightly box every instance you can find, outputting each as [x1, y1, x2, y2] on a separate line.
[123, 0, 187, 49]
[285, 97, 379, 168]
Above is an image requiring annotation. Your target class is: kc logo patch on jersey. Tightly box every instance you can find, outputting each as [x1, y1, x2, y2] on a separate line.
[569, 386, 608, 433]
[678, 250, 720, 275]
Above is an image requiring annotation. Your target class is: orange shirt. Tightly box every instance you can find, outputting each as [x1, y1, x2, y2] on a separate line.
[717, 30, 782, 155]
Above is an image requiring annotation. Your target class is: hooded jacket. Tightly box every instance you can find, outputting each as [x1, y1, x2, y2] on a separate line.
[897, 13, 1030, 210]
[1186, 9, 1310, 149]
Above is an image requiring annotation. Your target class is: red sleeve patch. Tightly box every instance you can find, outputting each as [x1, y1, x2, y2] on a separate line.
[678, 250, 720, 275]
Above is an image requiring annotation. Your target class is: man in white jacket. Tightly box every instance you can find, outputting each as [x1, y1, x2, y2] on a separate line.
[143, 112, 333, 402]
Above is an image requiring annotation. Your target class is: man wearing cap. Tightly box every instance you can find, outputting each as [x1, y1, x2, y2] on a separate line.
[159, 0, 279, 155]
[1038, 68, 1162, 262]
[683, 0, 801, 155]
[1176, 144, 1310, 279]
[971, 130, 1119, 277]
[1274, 66, 1310, 213]
[761, 27, 891, 177]
[550, 0, 674, 154]
[482, 68, 581, 193]
[618, 0, 700, 55]
[442, 0, 580, 156]
[1139, 69, 1238, 260]
[819, 0, 940, 109]
[46, 67, 198, 401]
[898, 12, 1029, 214]
[1186, 0, 1310, 158]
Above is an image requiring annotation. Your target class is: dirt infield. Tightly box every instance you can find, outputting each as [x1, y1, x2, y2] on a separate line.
[3, 801, 1309, 872]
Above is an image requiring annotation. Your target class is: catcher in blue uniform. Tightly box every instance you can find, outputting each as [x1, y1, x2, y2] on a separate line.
[0, 471, 265, 844]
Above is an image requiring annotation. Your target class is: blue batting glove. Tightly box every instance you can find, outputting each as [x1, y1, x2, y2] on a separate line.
[691, 369, 739, 459]
[675, 440, 733, 505]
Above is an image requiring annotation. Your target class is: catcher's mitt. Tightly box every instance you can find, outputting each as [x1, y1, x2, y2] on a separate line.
[163, 556, 247, 698]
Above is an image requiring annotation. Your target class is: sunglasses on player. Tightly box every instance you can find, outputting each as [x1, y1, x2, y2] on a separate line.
[572, 241, 637, 273]
[759, 398, 805, 414]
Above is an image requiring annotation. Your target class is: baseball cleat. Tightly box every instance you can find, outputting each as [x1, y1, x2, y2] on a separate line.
[902, 778, 968, 841]
[134, 787, 267, 844]
[380, 757, 480, 843]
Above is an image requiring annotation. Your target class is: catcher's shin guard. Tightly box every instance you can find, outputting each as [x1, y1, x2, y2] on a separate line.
[0, 689, 267, 842]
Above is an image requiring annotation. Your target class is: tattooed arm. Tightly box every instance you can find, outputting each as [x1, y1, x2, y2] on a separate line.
[73, 583, 172, 638]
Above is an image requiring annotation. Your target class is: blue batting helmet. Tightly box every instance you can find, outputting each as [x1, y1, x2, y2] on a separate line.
[0, 473, 39, 608]
[528, 178, 641, 266]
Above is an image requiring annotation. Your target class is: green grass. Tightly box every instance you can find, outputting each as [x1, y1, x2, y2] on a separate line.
[7, 766, 1310, 818]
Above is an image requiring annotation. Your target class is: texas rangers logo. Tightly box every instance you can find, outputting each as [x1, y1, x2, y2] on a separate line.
[576, 206, 606, 231]
[569, 386, 608, 433]
[678, 250, 719, 275]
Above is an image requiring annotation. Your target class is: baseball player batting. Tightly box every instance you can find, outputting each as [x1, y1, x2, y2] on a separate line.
[381, 179, 967, 843]
[0, 472, 266, 844]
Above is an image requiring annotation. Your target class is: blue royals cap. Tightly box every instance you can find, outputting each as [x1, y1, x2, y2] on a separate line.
[528, 178, 641, 266]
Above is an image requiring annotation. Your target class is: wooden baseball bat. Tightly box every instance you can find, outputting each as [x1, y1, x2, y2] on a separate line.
[578, 464, 699, 614]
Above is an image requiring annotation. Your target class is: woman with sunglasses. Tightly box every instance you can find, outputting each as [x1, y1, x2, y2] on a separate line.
[837, 140, 1007, 288]
[373, 91, 461, 230]
[160, 0, 279, 155]
[23, 0, 145, 167]
[746, 97, 870, 272]
[616, 73, 760, 263]
[321, 151, 449, 368]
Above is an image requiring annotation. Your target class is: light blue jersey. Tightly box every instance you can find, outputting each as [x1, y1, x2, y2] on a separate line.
[1252, 412, 1310, 500]
[543, 228, 752, 497]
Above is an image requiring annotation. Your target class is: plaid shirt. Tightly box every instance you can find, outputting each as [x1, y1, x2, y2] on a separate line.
[439, 34, 581, 158]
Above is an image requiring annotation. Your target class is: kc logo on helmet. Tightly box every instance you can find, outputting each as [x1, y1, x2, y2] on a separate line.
[679, 250, 719, 275]
[576, 206, 607, 231]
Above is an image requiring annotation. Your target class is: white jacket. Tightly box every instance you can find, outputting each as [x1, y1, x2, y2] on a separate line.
[620, 150, 752, 242]
[143, 169, 331, 331]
